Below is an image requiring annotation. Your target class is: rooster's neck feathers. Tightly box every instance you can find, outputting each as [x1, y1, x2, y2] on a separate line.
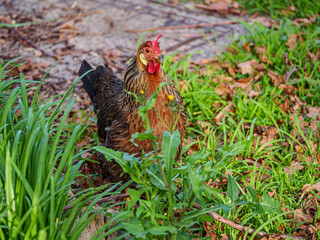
[124, 56, 162, 96]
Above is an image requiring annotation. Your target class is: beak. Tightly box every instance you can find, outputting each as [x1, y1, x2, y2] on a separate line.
[154, 55, 163, 65]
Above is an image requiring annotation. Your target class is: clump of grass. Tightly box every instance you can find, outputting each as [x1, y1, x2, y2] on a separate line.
[237, 0, 320, 19]
[222, 18, 320, 106]
[0, 59, 118, 240]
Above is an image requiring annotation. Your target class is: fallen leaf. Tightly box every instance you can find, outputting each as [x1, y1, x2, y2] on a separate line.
[307, 51, 317, 61]
[250, 59, 266, 71]
[268, 70, 285, 86]
[214, 83, 233, 97]
[306, 107, 320, 119]
[249, 16, 278, 28]
[226, 46, 237, 55]
[278, 84, 297, 95]
[302, 182, 320, 193]
[281, 6, 296, 16]
[215, 75, 233, 84]
[292, 16, 316, 26]
[195, 3, 229, 16]
[242, 42, 253, 52]
[236, 77, 251, 83]
[284, 163, 304, 175]
[221, 233, 230, 240]
[203, 221, 218, 240]
[280, 98, 290, 113]
[237, 60, 253, 74]
[294, 209, 313, 223]
[286, 33, 297, 50]
[214, 102, 234, 124]
[226, 63, 236, 77]
[197, 120, 213, 134]
[259, 127, 278, 148]
[178, 79, 189, 91]
[255, 45, 268, 54]
[290, 114, 308, 136]
[255, 46, 269, 63]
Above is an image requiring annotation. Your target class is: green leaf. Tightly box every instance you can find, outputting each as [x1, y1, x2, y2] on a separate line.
[94, 146, 129, 171]
[124, 222, 147, 239]
[162, 130, 180, 185]
[0, 22, 32, 28]
[213, 140, 248, 171]
[256, 192, 281, 215]
[128, 189, 143, 209]
[227, 174, 239, 203]
[246, 186, 259, 202]
[146, 168, 166, 190]
[187, 164, 203, 201]
[131, 129, 158, 147]
[147, 225, 177, 235]
[138, 82, 170, 117]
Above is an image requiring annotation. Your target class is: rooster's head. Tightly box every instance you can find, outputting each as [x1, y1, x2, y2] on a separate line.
[137, 34, 163, 74]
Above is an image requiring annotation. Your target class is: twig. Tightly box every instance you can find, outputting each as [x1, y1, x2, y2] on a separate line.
[165, 35, 203, 52]
[193, 202, 305, 239]
[286, 65, 298, 81]
[283, 52, 299, 82]
[283, 52, 289, 82]
[63, 193, 129, 211]
[126, 20, 238, 33]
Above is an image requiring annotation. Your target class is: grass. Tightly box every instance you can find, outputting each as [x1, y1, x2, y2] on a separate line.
[1, 1, 320, 239]
[237, 0, 320, 19]
[91, 15, 319, 238]
[0, 59, 122, 240]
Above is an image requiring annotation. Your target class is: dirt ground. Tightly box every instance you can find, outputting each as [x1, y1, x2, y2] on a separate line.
[1, 0, 246, 109]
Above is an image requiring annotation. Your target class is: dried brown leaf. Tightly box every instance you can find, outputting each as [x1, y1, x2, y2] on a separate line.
[278, 84, 297, 95]
[242, 42, 253, 52]
[302, 182, 320, 193]
[286, 33, 297, 50]
[281, 6, 296, 16]
[203, 221, 219, 240]
[221, 233, 230, 240]
[284, 163, 304, 175]
[292, 17, 316, 26]
[307, 107, 320, 119]
[268, 70, 285, 86]
[259, 127, 278, 148]
[307, 51, 317, 61]
[249, 16, 278, 28]
[237, 60, 253, 74]
[226, 63, 236, 77]
[214, 83, 233, 97]
[214, 102, 234, 124]
[195, 3, 229, 16]
[197, 120, 213, 134]
[255, 46, 269, 63]
[294, 209, 313, 223]
[250, 59, 266, 71]
[226, 46, 237, 55]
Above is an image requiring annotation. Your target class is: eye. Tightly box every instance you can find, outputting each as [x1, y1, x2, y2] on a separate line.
[146, 49, 150, 53]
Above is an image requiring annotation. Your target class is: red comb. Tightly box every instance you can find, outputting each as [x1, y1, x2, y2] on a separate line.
[151, 34, 162, 54]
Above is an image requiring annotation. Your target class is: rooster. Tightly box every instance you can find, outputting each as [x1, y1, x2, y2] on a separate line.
[79, 35, 186, 182]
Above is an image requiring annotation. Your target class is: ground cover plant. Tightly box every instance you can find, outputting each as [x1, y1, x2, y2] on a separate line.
[89, 7, 319, 240]
[0, 60, 125, 240]
[86, 14, 320, 239]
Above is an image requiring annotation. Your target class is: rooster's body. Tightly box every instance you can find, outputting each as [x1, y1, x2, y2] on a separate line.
[79, 35, 186, 181]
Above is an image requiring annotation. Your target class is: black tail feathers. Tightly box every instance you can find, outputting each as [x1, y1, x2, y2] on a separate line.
[78, 60, 105, 113]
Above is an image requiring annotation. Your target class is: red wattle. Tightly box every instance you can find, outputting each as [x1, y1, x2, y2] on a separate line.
[148, 61, 155, 74]
[155, 63, 160, 73]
